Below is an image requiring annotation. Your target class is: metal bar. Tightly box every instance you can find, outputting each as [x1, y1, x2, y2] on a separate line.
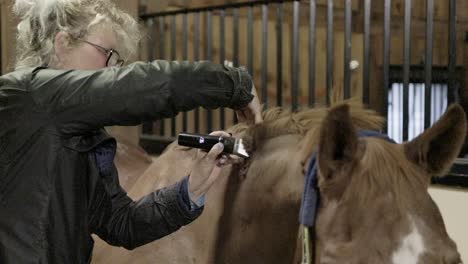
[194, 13, 200, 60]
[205, 12, 212, 62]
[241, 5, 253, 125]
[170, 16, 176, 60]
[247, 6, 254, 72]
[220, 10, 226, 65]
[206, 11, 213, 133]
[261, 4, 268, 106]
[142, 19, 155, 135]
[158, 16, 166, 136]
[140, 0, 296, 19]
[344, 0, 352, 99]
[276, 3, 283, 107]
[194, 12, 200, 133]
[326, 0, 333, 105]
[448, 0, 457, 104]
[220, 9, 226, 130]
[233, 8, 240, 124]
[182, 14, 188, 132]
[309, 0, 316, 107]
[402, 0, 411, 141]
[182, 14, 188, 60]
[363, 0, 371, 105]
[291, 1, 299, 111]
[233, 8, 239, 67]
[424, 0, 433, 129]
[158, 16, 166, 64]
[170, 15, 177, 137]
[382, 0, 391, 132]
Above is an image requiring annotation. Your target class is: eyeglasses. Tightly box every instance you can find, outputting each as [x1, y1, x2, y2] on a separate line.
[80, 40, 124, 67]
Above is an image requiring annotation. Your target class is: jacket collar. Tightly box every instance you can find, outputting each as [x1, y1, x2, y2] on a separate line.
[63, 129, 116, 152]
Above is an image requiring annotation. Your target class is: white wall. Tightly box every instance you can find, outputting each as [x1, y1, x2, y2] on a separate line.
[429, 186, 468, 262]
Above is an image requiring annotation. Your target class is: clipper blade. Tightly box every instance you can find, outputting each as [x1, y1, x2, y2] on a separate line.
[234, 139, 249, 158]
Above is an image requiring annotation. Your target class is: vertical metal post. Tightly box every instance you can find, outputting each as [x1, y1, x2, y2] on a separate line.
[182, 13, 188, 132]
[233, 8, 240, 124]
[276, 2, 283, 107]
[363, 0, 371, 105]
[143, 18, 155, 134]
[219, 9, 226, 130]
[205, 11, 213, 133]
[326, 0, 334, 105]
[448, 0, 457, 104]
[158, 16, 166, 59]
[309, 0, 316, 107]
[402, 0, 412, 141]
[158, 16, 166, 136]
[233, 8, 239, 67]
[344, 0, 352, 99]
[383, 0, 391, 132]
[291, 1, 299, 111]
[261, 4, 268, 106]
[182, 14, 188, 60]
[194, 13, 200, 133]
[247, 6, 254, 72]
[424, 0, 433, 129]
[170, 15, 177, 137]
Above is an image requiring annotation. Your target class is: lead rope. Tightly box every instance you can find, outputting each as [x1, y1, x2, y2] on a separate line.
[302, 226, 312, 264]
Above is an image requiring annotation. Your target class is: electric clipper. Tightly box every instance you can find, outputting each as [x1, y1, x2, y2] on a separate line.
[177, 133, 249, 158]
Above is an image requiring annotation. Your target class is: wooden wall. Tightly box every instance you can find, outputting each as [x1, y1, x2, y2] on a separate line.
[142, 9, 365, 135]
[139, 0, 468, 134]
[1, 0, 468, 133]
[0, 0, 17, 74]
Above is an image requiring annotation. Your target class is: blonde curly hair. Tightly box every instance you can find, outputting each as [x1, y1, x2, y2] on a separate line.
[13, 0, 141, 69]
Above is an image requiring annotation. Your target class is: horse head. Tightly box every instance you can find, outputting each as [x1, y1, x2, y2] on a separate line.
[312, 103, 466, 264]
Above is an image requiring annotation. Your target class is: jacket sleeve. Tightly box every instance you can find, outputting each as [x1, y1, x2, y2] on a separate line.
[28, 61, 253, 134]
[90, 164, 202, 249]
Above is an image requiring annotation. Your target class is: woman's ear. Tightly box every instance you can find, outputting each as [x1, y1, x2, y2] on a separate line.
[53, 32, 72, 63]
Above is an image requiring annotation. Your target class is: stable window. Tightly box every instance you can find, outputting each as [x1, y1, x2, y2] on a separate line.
[387, 65, 462, 144]
[387, 66, 468, 187]
[387, 82, 447, 143]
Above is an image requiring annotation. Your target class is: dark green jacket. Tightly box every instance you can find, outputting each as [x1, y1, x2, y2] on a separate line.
[0, 61, 253, 263]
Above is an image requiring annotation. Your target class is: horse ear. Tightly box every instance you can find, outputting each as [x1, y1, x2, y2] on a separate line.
[404, 104, 467, 176]
[317, 104, 359, 181]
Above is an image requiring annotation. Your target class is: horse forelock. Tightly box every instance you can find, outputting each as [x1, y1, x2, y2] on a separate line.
[344, 138, 428, 209]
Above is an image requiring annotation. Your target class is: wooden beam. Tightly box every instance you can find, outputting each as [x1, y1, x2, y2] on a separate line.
[1, 0, 17, 73]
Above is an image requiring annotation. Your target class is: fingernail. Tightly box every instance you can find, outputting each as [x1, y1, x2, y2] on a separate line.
[215, 143, 224, 150]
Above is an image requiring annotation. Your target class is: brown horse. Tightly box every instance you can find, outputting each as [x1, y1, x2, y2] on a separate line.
[92, 101, 465, 264]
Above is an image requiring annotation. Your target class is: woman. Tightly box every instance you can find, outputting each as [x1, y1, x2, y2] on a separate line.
[0, 0, 262, 263]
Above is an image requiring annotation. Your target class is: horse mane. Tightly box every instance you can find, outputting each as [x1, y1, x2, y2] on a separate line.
[229, 99, 385, 162]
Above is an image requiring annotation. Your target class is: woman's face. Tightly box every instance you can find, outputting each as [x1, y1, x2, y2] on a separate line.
[53, 27, 120, 70]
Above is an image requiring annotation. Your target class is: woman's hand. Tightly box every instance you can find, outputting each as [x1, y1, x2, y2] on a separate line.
[188, 131, 242, 202]
[236, 83, 263, 125]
